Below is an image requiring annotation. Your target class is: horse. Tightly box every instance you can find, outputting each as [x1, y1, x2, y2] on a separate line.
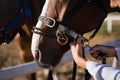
[31, 0, 120, 79]
[0, 0, 45, 80]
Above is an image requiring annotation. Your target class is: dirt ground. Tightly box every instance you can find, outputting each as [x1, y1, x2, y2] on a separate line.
[0, 26, 120, 80]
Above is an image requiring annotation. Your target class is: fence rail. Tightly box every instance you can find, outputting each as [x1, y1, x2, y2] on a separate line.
[0, 39, 120, 80]
[105, 14, 120, 34]
[0, 51, 73, 80]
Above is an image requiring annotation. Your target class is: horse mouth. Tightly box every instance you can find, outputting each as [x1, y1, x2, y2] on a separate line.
[34, 49, 55, 69]
[37, 61, 54, 69]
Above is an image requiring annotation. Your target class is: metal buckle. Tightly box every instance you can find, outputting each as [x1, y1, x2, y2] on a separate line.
[44, 17, 56, 28]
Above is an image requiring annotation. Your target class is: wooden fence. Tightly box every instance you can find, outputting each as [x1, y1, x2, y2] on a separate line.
[105, 14, 120, 34]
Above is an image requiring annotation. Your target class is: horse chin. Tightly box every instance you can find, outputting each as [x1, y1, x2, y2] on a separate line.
[33, 50, 52, 69]
[33, 48, 58, 69]
[38, 56, 57, 69]
[37, 61, 54, 70]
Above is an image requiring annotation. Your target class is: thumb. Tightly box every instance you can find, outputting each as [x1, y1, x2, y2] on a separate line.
[76, 34, 82, 44]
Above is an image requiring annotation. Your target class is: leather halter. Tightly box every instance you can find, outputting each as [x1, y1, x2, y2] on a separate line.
[32, 16, 79, 45]
[32, 0, 108, 45]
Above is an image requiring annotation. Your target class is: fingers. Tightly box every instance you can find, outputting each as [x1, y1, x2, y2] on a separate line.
[70, 34, 81, 46]
[90, 45, 105, 60]
[76, 35, 81, 44]
[90, 51, 102, 60]
[91, 51, 105, 60]
[70, 34, 83, 57]
[90, 45, 116, 60]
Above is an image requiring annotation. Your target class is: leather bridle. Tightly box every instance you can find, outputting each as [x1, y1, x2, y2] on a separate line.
[32, 16, 79, 45]
[32, 0, 108, 46]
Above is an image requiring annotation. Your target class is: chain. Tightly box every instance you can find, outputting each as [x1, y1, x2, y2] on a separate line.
[81, 37, 106, 64]
[81, 37, 91, 48]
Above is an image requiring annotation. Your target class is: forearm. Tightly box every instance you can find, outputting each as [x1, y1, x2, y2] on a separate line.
[74, 56, 87, 69]
[86, 61, 120, 80]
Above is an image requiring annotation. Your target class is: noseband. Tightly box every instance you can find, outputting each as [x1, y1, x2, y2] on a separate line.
[32, 16, 78, 45]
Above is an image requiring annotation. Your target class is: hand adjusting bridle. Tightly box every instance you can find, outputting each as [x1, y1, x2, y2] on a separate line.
[81, 37, 106, 64]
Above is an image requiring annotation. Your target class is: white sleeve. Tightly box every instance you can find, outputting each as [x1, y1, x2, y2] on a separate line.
[115, 46, 120, 61]
[86, 61, 120, 80]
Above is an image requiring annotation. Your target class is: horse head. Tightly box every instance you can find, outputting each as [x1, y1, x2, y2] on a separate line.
[31, 0, 120, 69]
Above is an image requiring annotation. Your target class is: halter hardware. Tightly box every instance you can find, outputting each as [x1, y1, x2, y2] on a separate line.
[33, 16, 79, 45]
[56, 30, 68, 45]
[39, 16, 56, 28]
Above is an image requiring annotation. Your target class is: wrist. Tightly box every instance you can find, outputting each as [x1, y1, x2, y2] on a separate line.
[76, 57, 87, 69]
[104, 46, 116, 57]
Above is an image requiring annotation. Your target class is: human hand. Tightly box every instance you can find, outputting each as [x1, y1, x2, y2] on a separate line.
[70, 35, 87, 69]
[70, 35, 82, 57]
[90, 44, 116, 60]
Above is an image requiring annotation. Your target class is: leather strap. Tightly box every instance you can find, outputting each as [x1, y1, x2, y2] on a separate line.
[38, 16, 79, 40]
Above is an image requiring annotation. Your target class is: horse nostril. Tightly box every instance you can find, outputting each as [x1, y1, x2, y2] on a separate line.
[35, 49, 41, 61]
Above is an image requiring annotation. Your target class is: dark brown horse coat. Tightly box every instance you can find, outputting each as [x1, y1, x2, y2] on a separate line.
[31, 0, 120, 69]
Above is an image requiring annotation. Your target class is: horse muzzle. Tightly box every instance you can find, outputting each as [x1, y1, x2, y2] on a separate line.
[33, 49, 54, 69]
[37, 61, 54, 69]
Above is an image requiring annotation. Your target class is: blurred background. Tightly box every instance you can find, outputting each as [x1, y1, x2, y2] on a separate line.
[0, 12, 120, 80]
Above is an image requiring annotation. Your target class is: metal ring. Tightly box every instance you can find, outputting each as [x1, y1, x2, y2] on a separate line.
[57, 35, 68, 45]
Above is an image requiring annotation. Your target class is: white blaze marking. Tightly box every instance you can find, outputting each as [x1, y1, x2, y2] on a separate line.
[31, 0, 49, 58]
